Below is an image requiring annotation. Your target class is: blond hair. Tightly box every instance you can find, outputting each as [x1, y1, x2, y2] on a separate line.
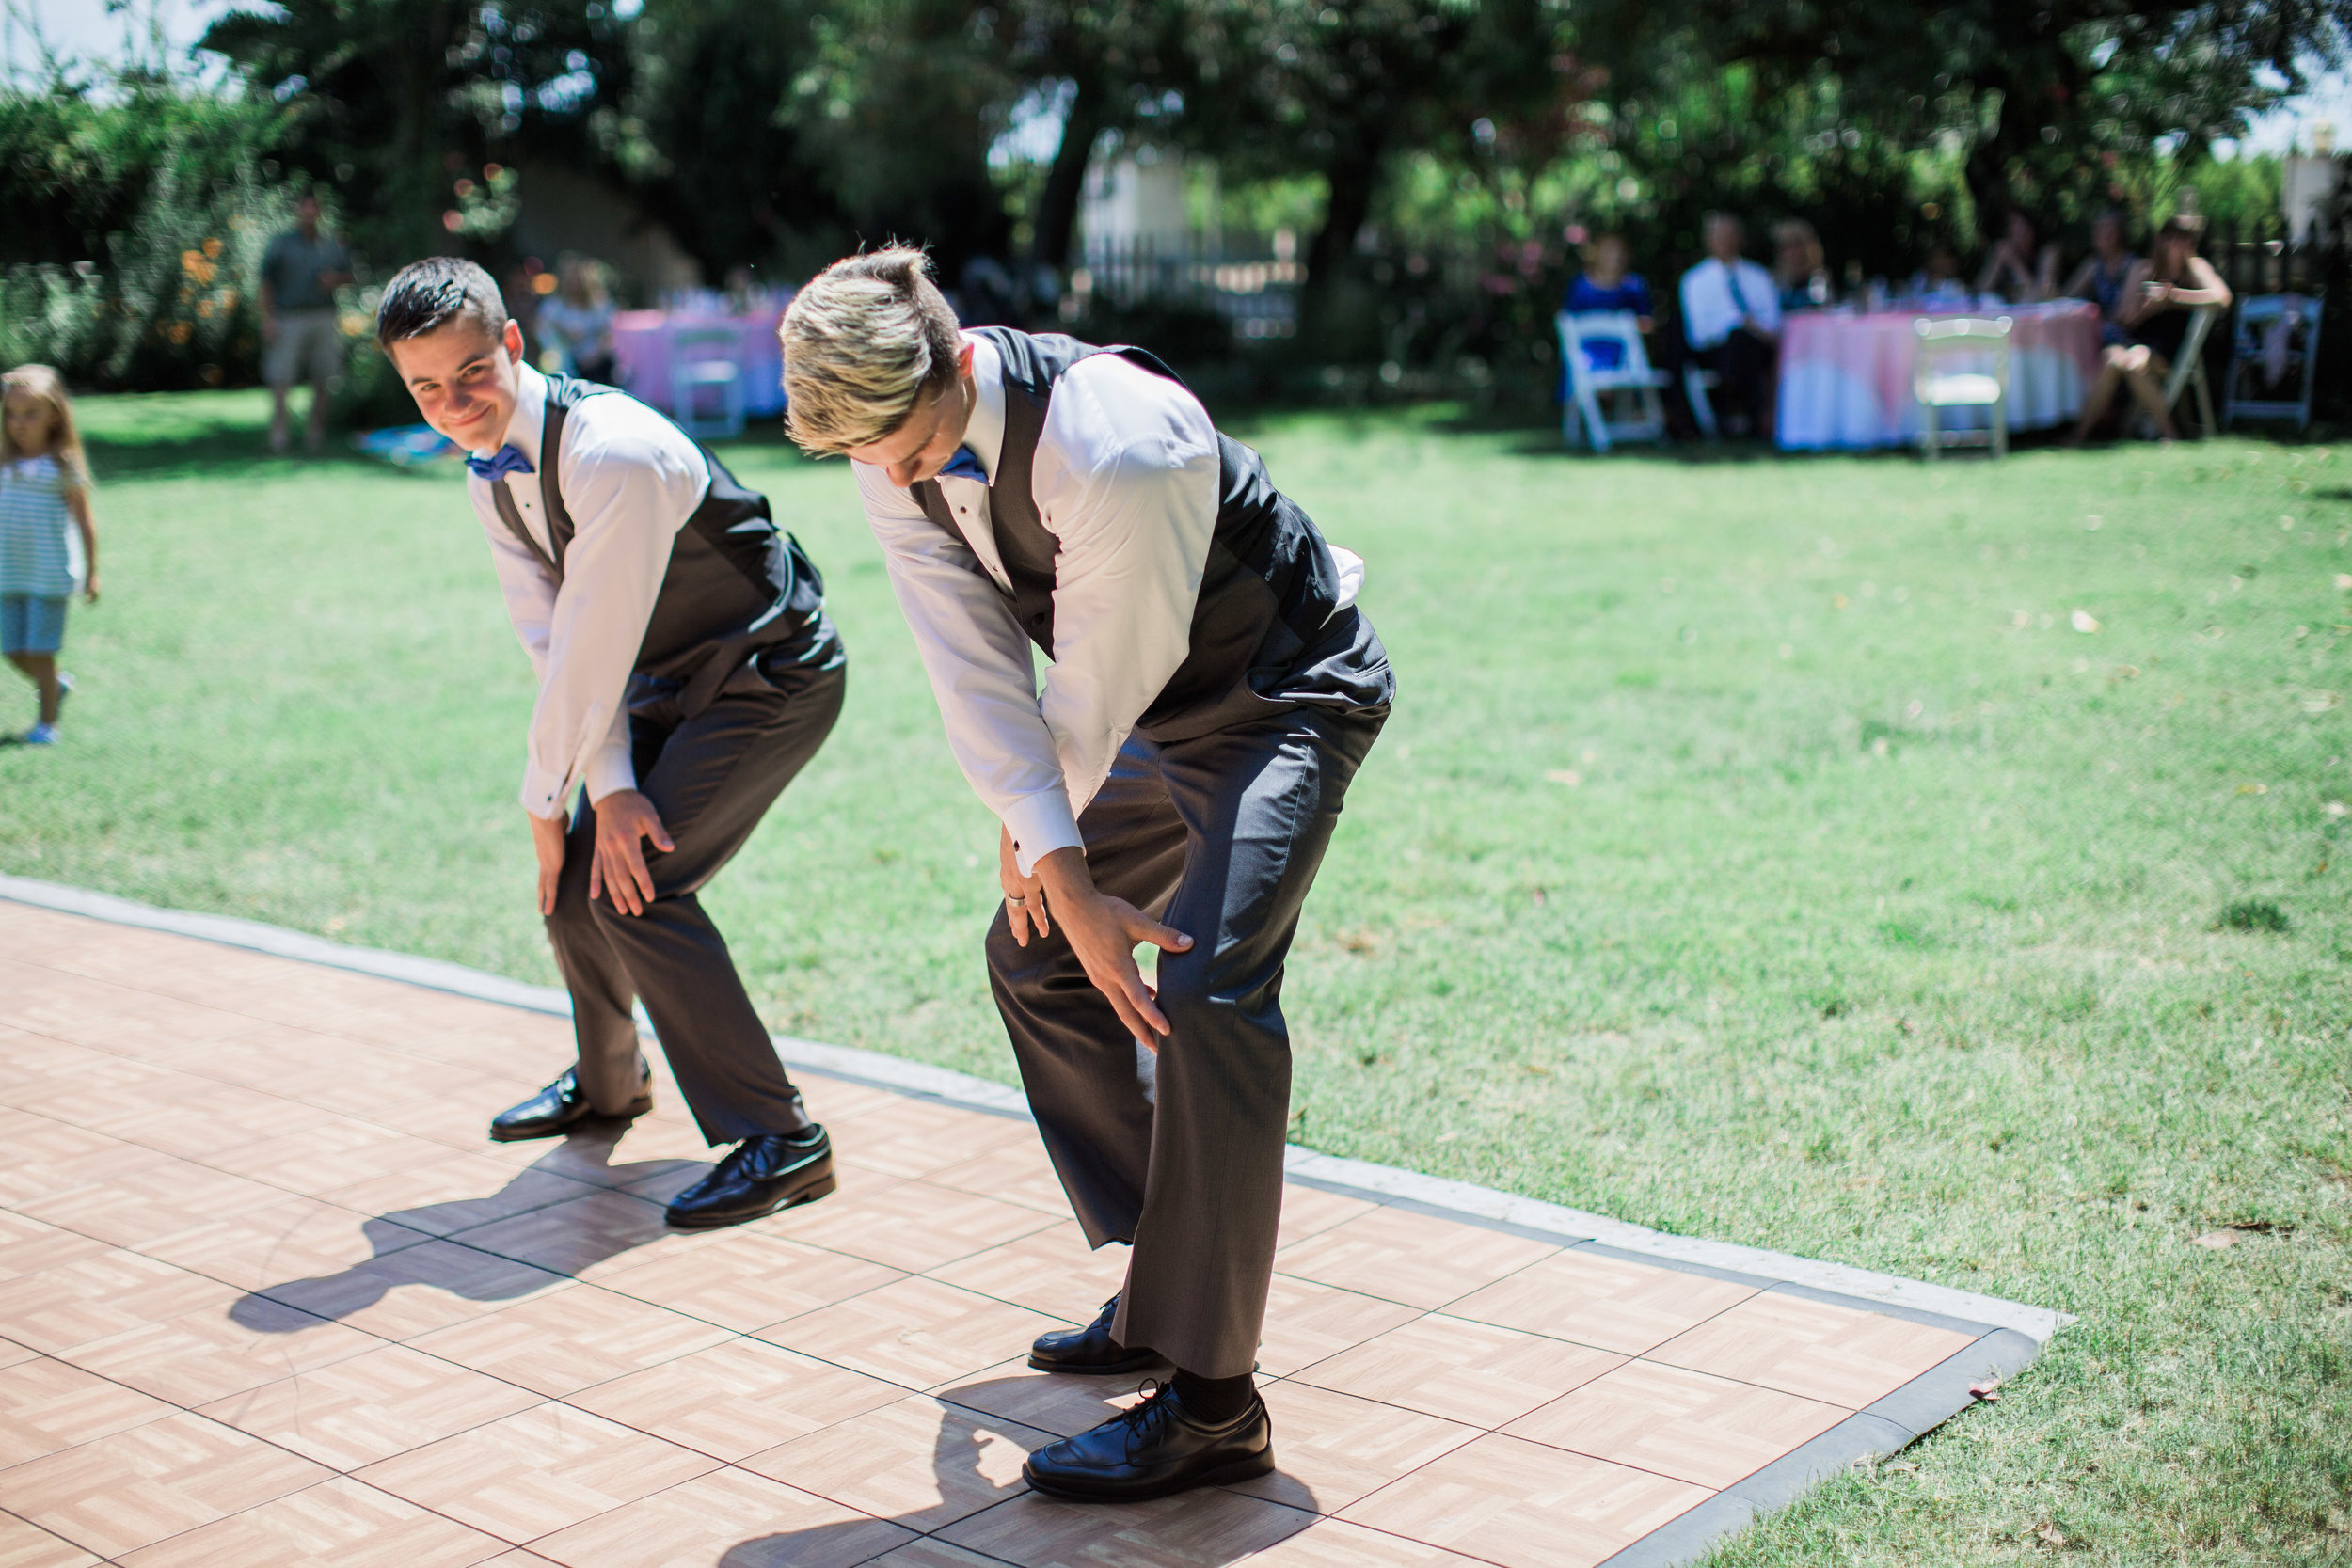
[779, 247, 963, 455]
[1, 365, 89, 488]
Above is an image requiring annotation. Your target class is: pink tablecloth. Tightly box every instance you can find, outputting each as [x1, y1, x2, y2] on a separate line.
[1775, 301, 2104, 450]
[610, 309, 787, 418]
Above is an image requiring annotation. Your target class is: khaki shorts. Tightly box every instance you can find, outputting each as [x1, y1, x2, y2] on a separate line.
[265, 308, 344, 388]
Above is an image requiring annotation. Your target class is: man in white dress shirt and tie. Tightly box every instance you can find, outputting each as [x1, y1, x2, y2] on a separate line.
[375, 258, 846, 1229]
[1679, 212, 1783, 437]
[780, 248, 1392, 1503]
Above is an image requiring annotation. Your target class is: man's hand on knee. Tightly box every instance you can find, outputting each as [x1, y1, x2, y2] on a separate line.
[528, 809, 568, 917]
[589, 789, 675, 916]
[1033, 846, 1193, 1043]
[999, 824, 1052, 945]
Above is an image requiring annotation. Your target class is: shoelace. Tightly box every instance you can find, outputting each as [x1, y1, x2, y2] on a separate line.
[1118, 1379, 1179, 1458]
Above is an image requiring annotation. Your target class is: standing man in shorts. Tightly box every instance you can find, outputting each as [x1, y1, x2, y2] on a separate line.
[260, 190, 354, 455]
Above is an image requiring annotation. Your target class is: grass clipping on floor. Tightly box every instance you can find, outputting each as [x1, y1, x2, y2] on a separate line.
[7, 391, 2350, 1563]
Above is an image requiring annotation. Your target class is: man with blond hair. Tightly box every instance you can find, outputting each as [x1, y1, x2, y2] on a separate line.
[781, 248, 1392, 1502]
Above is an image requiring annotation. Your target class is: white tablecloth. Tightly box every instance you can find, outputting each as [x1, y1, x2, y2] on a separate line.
[1775, 302, 2105, 450]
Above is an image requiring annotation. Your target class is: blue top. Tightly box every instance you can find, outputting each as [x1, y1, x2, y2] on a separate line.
[0, 456, 84, 598]
[1562, 274, 1654, 371]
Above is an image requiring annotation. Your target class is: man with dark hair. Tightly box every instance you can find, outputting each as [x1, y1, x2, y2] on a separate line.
[782, 248, 1393, 1503]
[376, 256, 846, 1227]
[260, 189, 354, 455]
[1678, 213, 1781, 437]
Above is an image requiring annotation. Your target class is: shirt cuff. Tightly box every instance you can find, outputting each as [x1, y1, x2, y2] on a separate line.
[1002, 790, 1083, 877]
[583, 741, 639, 806]
[517, 763, 572, 821]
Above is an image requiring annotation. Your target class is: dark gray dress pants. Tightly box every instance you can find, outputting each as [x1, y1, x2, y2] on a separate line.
[545, 656, 844, 1145]
[987, 704, 1384, 1379]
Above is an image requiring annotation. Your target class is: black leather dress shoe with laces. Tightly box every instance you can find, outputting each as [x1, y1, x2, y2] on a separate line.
[1022, 1380, 1274, 1502]
[1029, 1295, 1168, 1376]
[663, 1127, 836, 1228]
[488, 1068, 652, 1143]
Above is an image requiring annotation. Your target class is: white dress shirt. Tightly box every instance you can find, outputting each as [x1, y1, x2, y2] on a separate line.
[856, 333, 1359, 875]
[468, 364, 711, 818]
[1679, 256, 1782, 350]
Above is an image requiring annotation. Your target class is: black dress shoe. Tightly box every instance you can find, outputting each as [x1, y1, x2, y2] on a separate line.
[1022, 1380, 1274, 1502]
[488, 1068, 652, 1143]
[1030, 1295, 1167, 1376]
[663, 1127, 835, 1228]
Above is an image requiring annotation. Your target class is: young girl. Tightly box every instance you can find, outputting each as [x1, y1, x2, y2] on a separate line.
[0, 366, 99, 745]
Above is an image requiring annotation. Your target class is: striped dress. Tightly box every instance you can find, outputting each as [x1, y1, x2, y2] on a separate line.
[0, 456, 84, 598]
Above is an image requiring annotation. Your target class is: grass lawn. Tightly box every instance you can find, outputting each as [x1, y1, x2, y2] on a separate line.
[6, 388, 2349, 1562]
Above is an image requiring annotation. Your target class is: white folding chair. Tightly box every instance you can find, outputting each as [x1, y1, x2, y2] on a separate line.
[1555, 310, 1670, 452]
[670, 327, 745, 439]
[2224, 293, 2326, 432]
[2154, 304, 2219, 437]
[1913, 315, 2012, 460]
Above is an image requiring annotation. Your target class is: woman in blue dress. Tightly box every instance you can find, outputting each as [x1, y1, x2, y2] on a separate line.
[1559, 232, 1656, 396]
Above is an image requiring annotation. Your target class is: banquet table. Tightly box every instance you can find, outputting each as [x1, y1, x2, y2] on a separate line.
[610, 309, 786, 419]
[1774, 300, 2104, 451]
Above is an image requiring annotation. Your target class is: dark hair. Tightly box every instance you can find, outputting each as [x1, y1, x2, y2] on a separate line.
[374, 257, 509, 348]
[2157, 213, 2205, 245]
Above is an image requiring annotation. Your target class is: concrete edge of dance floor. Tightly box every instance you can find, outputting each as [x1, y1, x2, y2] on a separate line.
[0, 871, 2072, 1568]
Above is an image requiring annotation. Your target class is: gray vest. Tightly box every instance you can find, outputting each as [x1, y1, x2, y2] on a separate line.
[490, 376, 839, 717]
[912, 328, 1390, 742]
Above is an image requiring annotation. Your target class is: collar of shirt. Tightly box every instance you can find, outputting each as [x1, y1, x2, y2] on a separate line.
[477, 361, 550, 474]
[948, 332, 1007, 486]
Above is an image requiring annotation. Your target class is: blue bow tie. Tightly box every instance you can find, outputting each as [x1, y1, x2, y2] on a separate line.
[937, 446, 989, 483]
[467, 444, 535, 482]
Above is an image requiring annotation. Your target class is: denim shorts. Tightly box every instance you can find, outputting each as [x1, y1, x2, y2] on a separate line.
[0, 594, 68, 655]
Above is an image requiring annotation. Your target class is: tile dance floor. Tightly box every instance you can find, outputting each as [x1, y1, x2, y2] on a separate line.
[0, 900, 2034, 1567]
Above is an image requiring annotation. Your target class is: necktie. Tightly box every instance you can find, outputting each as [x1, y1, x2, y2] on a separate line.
[467, 444, 535, 482]
[937, 446, 989, 483]
[1724, 262, 1753, 320]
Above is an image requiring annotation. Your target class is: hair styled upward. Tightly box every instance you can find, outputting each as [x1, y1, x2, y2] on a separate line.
[779, 246, 963, 456]
[374, 256, 510, 349]
[1, 364, 89, 488]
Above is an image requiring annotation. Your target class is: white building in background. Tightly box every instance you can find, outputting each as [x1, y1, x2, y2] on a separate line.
[1080, 145, 1207, 254]
[2283, 121, 2343, 244]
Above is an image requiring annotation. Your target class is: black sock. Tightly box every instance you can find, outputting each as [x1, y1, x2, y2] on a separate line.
[1171, 1368, 1255, 1423]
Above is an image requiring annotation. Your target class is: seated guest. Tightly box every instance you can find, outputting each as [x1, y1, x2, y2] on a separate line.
[1679, 213, 1781, 436]
[1976, 208, 2059, 303]
[1560, 231, 1656, 375]
[1772, 219, 1832, 313]
[1908, 244, 1969, 304]
[2069, 214, 2233, 443]
[2062, 208, 2137, 346]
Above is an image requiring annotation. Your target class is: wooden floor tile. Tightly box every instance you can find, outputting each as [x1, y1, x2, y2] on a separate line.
[0, 1355, 177, 1467]
[756, 1276, 1072, 1390]
[314, 1154, 602, 1240]
[1447, 1251, 1761, 1355]
[445, 1187, 697, 1281]
[1254, 1275, 1424, 1378]
[0, 1114, 173, 1209]
[832, 1101, 1036, 1180]
[0, 1247, 233, 1354]
[1274, 1186, 1383, 1251]
[924, 1139, 1076, 1218]
[1645, 1292, 1979, 1409]
[529, 1465, 914, 1568]
[0, 1509, 102, 1568]
[1336, 1433, 1712, 1568]
[404, 1282, 730, 1397]
[1502, 1359, 1847, 1489]
[767, 1179, 1060, 1273]
[55, 1290, 382, 1407]
[739, 1394, 1052, 1531]
[73, 1085, 320, 1163]
[1227, 1381, 1481, 1514]
[592, 1227, 904, 1333]
[351, 1403, 716, 1543]
[111, 1476, 509, 1568]
[925, 1219, 1130, 1318]
[936, 1486, 1314, 1566]
[0, 1410, 332, 1558]
[195, 1342, 544, 1469]
[193, 1118, 458, 1198]
[1292, 1314, 1624, 1428]
[1237, 1518, 1494, 1565]
[564, 1338, 904, 1460]
[134, 1197, 435, 1293]
[1274, 1209, 1560, 1311]
[252, 1237, 577, 1341]
[930, 1359, 1155, 1439]
[0, 1212, 110, 1284]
